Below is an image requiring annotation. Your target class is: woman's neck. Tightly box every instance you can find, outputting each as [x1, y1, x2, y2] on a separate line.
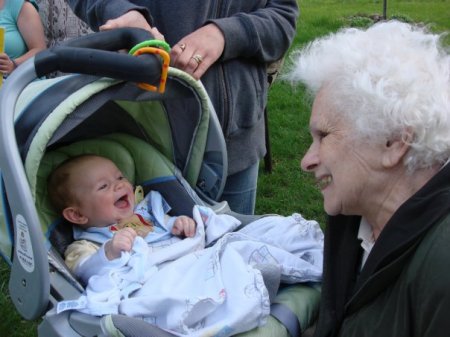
[367, 166, 439, 240]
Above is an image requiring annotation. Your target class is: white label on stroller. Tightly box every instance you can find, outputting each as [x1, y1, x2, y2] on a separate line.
[57, 297, 88, 314]
[15, 214, 34, 272]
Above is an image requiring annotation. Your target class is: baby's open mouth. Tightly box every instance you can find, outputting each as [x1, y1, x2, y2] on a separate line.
[115, 194, 130, 209]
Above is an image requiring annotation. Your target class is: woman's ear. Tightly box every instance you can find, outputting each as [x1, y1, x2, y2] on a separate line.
[382, 131, 412, 168]
[62, 207, 88, 225]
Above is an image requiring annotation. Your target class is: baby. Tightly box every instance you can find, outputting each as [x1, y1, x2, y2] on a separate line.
[47, 154, 196, 274]
[49, 157, 324, 337]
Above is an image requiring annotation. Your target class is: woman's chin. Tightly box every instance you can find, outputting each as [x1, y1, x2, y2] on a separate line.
[323, 202, 341, 216]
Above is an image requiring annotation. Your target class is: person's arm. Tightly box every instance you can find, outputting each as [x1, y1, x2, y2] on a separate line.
[65, 239, 100, 273]
[210, 0, 299, 62]
[170, 0, 298, 79]
[14, 1, 46, 67]
[67, 0, 151, 31]
[74, 242, 123, 285]
[69, 232, 136, 284]
[67, 1, 164, 40]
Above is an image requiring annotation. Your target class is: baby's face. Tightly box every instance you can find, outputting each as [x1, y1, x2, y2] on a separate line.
[70, 157, 135, 227]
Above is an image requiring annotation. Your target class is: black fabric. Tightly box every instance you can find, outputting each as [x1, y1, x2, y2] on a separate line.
[314, 163, 450, 337]
[161, 80, 203, 174]
[143, 179, 196, 218]
[271, 302, 302, 337]
[316, 215, 361, 337]
[48, 218, 75, 257]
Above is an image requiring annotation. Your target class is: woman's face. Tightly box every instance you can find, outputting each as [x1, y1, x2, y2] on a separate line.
[301, 89, 386, 217]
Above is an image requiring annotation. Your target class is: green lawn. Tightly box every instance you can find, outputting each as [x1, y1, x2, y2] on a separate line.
[1, 1, 449, 336]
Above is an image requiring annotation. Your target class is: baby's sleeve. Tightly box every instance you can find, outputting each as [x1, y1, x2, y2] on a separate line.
[64, 239, 100, 273]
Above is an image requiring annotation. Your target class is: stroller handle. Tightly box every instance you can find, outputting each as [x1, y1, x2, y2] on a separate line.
[35, 28, 163, 83]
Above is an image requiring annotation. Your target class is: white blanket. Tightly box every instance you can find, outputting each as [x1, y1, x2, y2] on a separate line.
[57, 206, 324, 337]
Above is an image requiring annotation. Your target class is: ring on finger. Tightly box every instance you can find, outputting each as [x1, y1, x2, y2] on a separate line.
[179, 43, 186, 52]
[191, 54, 203, 65]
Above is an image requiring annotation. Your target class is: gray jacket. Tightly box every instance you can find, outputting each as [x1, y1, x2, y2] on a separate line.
[67, 0, 299, 174]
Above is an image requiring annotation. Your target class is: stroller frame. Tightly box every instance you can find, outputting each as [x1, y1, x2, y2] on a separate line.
[0, 28, 320, 337]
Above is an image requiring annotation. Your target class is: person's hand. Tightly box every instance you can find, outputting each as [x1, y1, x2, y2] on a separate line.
[170, 23, 225, 80]
[105, 227, 137, 260]
[99, 10, 165, 41]
[172, 216, 196, 238]
[0, 53, 17, 76]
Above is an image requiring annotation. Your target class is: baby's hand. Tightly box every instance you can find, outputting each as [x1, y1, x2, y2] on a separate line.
[171, 216, 196, 238]
[105, 227, 137, 260]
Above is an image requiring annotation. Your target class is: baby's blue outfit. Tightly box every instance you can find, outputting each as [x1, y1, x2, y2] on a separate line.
[73, 190, 176, 245]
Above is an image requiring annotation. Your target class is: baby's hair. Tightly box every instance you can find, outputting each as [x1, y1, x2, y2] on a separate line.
[47, 154, 100, 213]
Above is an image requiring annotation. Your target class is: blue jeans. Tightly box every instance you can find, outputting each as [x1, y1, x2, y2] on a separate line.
[220, 162, 259, 215]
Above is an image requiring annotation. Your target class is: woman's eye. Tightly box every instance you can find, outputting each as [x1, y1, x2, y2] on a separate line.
[318, 131, 328, 140]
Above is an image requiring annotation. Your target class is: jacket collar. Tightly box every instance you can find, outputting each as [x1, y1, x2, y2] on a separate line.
[347, 163, 450, 313]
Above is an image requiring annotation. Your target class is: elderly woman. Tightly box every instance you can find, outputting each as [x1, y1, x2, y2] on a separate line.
[288, 21, 450, 336]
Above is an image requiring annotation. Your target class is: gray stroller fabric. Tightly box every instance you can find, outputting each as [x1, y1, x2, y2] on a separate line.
[255, 263, 281, 303]
[270, 302, 302, 337]
[103, 314, 177, 337]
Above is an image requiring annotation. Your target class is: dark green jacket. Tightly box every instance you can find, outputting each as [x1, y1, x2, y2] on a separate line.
[315, 163, 450, 337]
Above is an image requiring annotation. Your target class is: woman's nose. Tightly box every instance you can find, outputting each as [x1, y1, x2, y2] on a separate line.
[301, 145, 319, 172]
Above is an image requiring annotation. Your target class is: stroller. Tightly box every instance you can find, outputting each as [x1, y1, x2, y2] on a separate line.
[0, 28, 320, 337]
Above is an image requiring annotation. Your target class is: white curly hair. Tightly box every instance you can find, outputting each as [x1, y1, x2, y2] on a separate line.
[287, 20, 450, 171]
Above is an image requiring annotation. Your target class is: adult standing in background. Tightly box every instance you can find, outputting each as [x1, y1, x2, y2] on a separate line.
[66, 0, 299, 215]
[288, 21, 450, 336]
[0, 0, 46, 76]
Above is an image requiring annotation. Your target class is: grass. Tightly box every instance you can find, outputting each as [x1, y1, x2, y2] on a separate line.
[1, 1, 449, 336]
